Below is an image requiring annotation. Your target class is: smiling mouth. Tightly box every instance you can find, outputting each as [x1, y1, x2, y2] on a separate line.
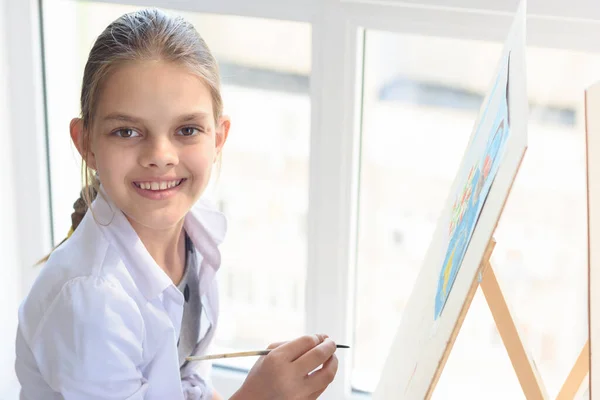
[133, 178, 186, 191]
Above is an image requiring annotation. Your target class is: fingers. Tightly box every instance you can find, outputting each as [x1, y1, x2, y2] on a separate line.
[266, 341, 288, 350]
[304, 353, 338, 393]
[294, 338, 337, 375]
[272, 334, 328, 362]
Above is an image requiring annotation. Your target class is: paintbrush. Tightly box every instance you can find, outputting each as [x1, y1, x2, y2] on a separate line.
[186, 344, 350, 362]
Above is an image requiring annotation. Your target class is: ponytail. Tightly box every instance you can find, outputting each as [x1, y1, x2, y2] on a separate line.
[70, 184, 98, 234]
[35, 180, 99, 266]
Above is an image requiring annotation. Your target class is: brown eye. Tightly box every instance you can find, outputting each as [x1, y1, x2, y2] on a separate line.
[114, 128, 140, 138]
[178, 127, 201, 136]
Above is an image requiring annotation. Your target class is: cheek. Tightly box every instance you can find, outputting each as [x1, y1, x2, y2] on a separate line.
[183, 146, 215, 175]
[93, 142, 134, 179]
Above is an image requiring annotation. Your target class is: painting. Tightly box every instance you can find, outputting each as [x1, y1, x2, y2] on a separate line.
[434, 56, 511, 320]
[372, 1, 527, 396]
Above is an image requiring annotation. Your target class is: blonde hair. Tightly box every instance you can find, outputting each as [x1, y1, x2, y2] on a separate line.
[37, 8, 223, 264]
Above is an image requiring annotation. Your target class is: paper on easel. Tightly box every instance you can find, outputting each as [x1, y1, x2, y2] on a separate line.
[434, 55, 511, 320]
[373, 0, 529, 398]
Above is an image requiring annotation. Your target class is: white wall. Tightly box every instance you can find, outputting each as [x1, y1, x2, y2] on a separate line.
[0, 0, 22, 396]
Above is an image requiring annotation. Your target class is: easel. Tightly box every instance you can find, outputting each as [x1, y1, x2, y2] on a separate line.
[425, 237, 590, 399]
[372, 3, 591, 397]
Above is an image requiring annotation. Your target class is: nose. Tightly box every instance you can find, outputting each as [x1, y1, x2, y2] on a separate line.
[139, 136, 179, 170]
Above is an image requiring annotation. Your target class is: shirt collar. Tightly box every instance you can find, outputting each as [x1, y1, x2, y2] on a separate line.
[91, 185, 227, 301]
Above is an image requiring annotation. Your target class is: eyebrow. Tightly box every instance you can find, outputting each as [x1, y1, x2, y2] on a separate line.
[102, 113, 143, 124]
[177, 112, 210, 123]
[101, 112, 211, 124]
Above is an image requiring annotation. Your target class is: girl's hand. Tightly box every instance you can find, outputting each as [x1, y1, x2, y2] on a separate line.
[232, 334, 339, 400]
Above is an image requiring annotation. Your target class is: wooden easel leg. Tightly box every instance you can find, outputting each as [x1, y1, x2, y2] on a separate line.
[424, 239, 498, 400]
[428, 236, 587, 399]
[556, 341, 590, 400]
[480, 256, 548, 400]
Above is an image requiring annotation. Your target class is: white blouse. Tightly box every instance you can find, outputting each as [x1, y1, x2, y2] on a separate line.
[15, 186, 227, 400]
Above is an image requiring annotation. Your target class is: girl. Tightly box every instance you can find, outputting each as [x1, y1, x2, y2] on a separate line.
[15, 8, 338, 400]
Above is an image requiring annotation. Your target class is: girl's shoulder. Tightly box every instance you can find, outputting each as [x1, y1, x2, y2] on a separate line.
[31, 209, 117, 293]
[19, 213, 137, 345]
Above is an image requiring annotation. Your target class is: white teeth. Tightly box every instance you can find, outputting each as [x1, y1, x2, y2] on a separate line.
[136, 179, 182, 191]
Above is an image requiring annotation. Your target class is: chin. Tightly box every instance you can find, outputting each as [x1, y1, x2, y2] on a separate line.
[124, 208, 187, 232]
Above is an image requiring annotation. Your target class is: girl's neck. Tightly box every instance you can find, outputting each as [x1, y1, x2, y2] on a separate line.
[129, 218, 187, 285]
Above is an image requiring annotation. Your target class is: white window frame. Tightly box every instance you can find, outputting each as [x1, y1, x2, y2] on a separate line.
[6, 0, 52, 295]
[7, 0, 600, 399]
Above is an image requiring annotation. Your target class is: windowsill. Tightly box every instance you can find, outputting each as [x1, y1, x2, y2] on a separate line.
[211, 364, 247, 398]
[211, 364, 373, 399]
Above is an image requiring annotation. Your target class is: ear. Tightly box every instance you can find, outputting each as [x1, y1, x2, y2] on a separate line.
[70, 118, 97, 170]
[214, 115, 230, 161]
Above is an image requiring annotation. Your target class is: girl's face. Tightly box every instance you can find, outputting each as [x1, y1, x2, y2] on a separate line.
[72, 60, 229, 231]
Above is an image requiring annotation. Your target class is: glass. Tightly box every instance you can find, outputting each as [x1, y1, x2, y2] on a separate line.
[353, 30, 596, 398]
[42, 0, 311, 371]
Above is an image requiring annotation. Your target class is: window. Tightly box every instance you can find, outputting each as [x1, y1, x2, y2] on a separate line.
[353, 30, 596, 397]
[42, 0, 311, 371]
[25, 1, 596, 399]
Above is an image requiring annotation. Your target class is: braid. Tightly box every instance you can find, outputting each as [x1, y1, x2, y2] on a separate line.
[36, 178, 99, 265]
[68, 184, 98, 237]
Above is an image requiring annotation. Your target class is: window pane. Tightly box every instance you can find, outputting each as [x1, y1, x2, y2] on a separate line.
[354, 30, 595, 397]
[42, 0, 310, 371]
